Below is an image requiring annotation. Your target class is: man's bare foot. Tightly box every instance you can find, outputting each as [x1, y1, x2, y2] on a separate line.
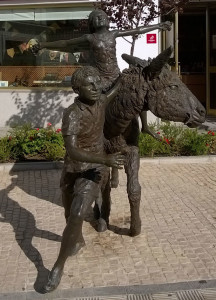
[41, 266, 63, 293]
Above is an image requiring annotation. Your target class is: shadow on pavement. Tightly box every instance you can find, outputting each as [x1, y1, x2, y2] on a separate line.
[0, 165, 131, 292]
[0, 172, 62, 292]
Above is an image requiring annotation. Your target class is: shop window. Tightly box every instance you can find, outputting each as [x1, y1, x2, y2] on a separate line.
[210, 11, 216, 66]
[0, 7, 92, 89]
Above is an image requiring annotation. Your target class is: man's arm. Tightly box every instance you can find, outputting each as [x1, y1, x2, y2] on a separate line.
[65, 135, 126, 169]
[116, 21, 172, 38]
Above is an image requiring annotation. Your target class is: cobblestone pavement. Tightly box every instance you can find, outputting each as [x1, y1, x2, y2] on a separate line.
[1, 161, 216, 297]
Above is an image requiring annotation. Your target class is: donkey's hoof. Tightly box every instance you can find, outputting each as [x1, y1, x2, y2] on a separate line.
[97, 218, 108, 232]
[130, 224, 141, 237]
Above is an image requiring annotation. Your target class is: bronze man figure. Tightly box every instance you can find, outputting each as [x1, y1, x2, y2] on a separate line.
[42, 66, 125, 293]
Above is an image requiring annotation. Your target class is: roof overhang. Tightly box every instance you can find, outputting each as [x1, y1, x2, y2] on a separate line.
[190, 0, 216, 2]
[0, 0, 95, 9]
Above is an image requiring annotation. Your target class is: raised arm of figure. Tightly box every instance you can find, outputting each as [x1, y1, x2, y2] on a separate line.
[115, 21, 172, 38]
[29, 34, 90, 54]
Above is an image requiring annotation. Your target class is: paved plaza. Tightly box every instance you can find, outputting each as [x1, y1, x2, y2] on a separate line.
[1, 158, 216, 299]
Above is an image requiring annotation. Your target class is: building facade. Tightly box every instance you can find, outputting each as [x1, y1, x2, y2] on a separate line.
[0, 0, 160, 131]
[163, 0, 216, 116]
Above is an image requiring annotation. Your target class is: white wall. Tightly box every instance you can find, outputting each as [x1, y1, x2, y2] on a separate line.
[0, 89, 75, 135]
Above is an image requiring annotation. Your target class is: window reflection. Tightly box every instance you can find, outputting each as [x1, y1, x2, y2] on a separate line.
[0, 16, 90, 88]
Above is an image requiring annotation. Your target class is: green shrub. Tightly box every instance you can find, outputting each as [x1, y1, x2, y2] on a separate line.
[0, 137, 13, 162]
[160, 121, 185, 139]
[139, 121, 215, 157]
[177, 128, 211, 156]
[4, 123, 65, 161]
[139, 133, 172, 157]
[44, 142, 65, 161]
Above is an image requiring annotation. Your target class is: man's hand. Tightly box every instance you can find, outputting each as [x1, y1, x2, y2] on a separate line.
[159, 21, 172, 31]
[27, 39, 41, 55]
[105, 153, 126, 169]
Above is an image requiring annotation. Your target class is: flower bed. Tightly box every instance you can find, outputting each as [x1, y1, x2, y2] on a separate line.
[139, 122, 215, 157]
[0, 121, 215, 163]
[0, 123, 65, 162]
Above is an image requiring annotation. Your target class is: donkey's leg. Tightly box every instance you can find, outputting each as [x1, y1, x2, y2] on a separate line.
[140, 111, 160, 140]
[96, 170, 111, 232]
[97, 175, 111, 232]
[111, 167, 119, 188]
[125, 146, 141, 237]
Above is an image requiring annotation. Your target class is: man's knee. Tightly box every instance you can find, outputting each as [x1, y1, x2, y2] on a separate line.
[70, 193, 95, 220]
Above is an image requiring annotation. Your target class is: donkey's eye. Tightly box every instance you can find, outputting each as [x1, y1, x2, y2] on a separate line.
[170, 85, 178, 90]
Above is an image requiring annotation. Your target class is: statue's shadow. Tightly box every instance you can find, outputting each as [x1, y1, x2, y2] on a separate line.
[0, 169, 62, 292]
[0, 167, 130, 292]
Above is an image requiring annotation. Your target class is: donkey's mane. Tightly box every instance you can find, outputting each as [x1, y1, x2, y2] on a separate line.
[121, 66, 147, 93]
[122, 66, 142, 76]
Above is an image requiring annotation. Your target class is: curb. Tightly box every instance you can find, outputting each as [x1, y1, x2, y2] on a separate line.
[0, 279, 216, 300]
[1, 155, 216, 172]
[0, 161, 64, 172]
[139, 154, 216, 164]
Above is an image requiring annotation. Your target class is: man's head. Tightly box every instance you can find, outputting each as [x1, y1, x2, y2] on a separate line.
[88, 9, 109, 33]
[71, 66, 102, 104]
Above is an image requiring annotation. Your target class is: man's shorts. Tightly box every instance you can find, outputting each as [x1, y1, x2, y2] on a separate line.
[60, 165, 109, 217]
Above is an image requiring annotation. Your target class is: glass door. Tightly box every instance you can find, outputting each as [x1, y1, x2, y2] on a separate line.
[178, 9, 206, 108]
[207, 8, 216, 115]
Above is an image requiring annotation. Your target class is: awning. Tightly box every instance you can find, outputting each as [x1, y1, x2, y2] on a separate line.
[0, 0, 94, 7]
[0, 6, 92, 21]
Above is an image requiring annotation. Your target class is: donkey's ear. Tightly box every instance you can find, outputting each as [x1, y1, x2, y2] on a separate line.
[143, 46, 173, 79]
[122, 53, 148, 68]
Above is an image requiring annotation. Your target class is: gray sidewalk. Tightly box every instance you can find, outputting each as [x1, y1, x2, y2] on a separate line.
[1, 158, 216, 299]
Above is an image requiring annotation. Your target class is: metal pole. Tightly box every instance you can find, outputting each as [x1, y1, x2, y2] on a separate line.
[174, 11, 179, 75]
[206, 6, 210, 112]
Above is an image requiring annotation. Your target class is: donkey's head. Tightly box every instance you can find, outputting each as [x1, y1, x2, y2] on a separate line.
[122, 47, 206, 127]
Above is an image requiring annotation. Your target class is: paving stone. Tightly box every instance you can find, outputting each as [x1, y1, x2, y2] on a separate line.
[1, 162, 216, 295]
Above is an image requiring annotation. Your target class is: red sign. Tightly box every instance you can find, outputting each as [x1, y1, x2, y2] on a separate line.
[146, 34, 157, 44]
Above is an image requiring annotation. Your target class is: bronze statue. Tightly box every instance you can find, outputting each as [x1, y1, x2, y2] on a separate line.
[27, 9, 206, 293]
[29, 9, 171, 187]
[41, 48, 206, 293]
[42, 66, 125, 293]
